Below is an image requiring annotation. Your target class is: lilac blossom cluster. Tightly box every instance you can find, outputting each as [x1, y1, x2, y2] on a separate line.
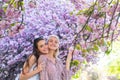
[0, 0, 120, 79]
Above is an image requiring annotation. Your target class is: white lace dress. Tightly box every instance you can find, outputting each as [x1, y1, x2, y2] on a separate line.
[28, 63, 39, 80]
[15, 63, 39, 80]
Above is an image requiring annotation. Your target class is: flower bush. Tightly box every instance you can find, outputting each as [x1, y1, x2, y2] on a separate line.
[0, 0, 120, 79]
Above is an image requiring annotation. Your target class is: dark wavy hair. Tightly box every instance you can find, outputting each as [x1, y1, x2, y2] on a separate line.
[22, 36, 44, 74]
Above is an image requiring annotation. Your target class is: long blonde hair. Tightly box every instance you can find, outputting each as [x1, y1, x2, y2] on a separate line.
[48, 35, 59, 58]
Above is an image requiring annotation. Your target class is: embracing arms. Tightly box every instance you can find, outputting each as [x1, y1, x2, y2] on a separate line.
[19, 55, 42, 80]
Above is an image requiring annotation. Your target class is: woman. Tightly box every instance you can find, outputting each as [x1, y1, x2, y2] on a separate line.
[38, 35, 72, 80]
[19, 37, 48, 80]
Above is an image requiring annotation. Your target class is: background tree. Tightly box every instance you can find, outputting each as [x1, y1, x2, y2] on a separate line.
[0, 0, 120, 79]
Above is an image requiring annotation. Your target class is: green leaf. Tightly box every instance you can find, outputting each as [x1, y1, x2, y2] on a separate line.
[99, 12, 105, 17]
[85, 25, 92, 32]
[72, 70, 81, 79]
[10, 23, 15, 26]
[10, 0, 15, 4]
[75, 44, 81, 50]
[112, 1, 117, 4]
[76, 10, 84, 15]
[105, 49, 111, 55]
[84, 6, 94, 16]
[70, 60, 80, 67]
[21, 1, 24, 6]
[2, 4, 8, 12]
[13, 3, 17, 8]
[83, 59, 88, 64]
[108, 58, 120, 79]
[107, 41, 111, 47]
[93, 44, 99, 51]
[98, 5, 102, 11]
[104, 24, 109, 28]
[70, 11, 73, 15]
[97, 40, 101, 46]
[81, 49, 87, 54]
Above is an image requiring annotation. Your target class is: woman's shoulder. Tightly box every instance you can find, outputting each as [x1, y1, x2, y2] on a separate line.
[29, 54, 36, 62]
[24, 54, 36, 66]
[38, 55, 47, 62]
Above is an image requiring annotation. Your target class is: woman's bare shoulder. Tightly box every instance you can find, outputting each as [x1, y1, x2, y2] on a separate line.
[29, 54, 36, 61]
[26, 54, 36, 65]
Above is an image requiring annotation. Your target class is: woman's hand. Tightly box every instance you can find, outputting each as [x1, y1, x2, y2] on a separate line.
[69, 46, 74, 53]
[35, 63, 44, 72]
[37, 64, 42, 71]
[67, 46, 74, 60]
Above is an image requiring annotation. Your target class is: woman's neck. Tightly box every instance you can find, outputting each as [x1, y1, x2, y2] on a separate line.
[48, 50, 55, 58]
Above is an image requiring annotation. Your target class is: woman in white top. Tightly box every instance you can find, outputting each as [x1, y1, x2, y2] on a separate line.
[19, 36, 48, 80]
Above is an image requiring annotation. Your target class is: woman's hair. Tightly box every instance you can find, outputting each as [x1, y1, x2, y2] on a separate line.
[33, 36, 44, 60]
[22, 36, 44, 74]
[48, 35, 59, 58]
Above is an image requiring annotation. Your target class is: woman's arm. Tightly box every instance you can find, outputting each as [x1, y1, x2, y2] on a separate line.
[19, 55, 42, 80]
[66, 53, 72, 71]
[19, 65, 42, 80]
[66, 50, 73, 71]
[38, 55, 49, 80]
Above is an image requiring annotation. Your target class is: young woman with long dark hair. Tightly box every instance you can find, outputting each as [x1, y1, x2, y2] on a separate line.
[19, 37, 48, 80]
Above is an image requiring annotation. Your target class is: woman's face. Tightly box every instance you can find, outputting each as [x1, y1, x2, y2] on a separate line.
[48, 36, 59, 50]
[37, 40, 48, 54]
